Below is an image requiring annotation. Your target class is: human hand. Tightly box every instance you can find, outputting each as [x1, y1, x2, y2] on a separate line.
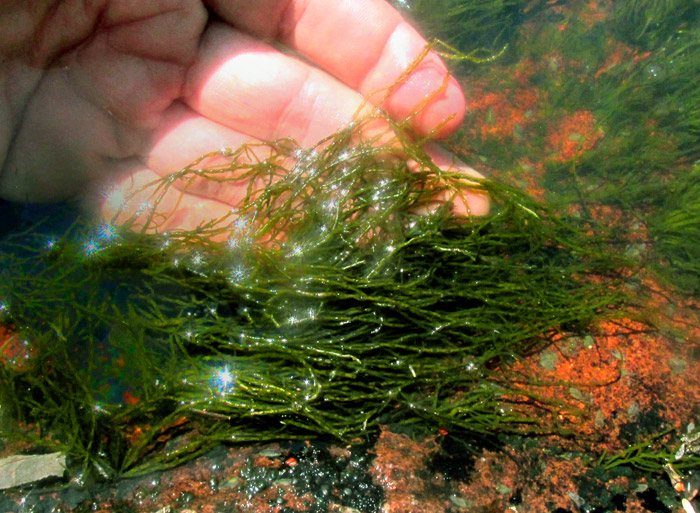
[0, 0, 488, 231]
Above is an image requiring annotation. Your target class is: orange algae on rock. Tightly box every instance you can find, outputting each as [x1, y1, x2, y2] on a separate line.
[0, 325, 33, 370]
[464, 84, 540, 141]
[450, 283, 700, 513]
[370, 428, 449, 513]
[546, 110, 604, 163]
[456, 448, 585, 513]
[505, 272, 700, 460]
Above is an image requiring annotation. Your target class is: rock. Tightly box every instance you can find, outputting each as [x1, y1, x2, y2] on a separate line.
[0, 452, 66, 490]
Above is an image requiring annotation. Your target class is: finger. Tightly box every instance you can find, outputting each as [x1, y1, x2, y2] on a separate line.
[181, 25, 487, 217]
[97, 147, 488, 235]
[146, 101, 274, 208]
[98, 166, 235, 233]
[149, 103, 489, 217]
[421, 143, 490, 217]
[95, 112, 489, 231]
[205, 0, 465, 137]
[87, 100, 269, 227]
[184, 23, 372, 147]
[0, 66, 149, 203]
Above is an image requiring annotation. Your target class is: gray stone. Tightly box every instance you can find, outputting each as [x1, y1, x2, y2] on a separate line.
[0, 452, 66, 490]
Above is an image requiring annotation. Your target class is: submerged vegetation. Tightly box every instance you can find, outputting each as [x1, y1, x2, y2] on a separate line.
[0, 112, 627, 476]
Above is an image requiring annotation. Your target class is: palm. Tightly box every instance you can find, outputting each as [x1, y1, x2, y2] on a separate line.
[0, 0, 485, 230]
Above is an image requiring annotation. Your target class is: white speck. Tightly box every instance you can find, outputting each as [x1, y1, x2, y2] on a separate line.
[135, 201, 153, 216]
[215, 366, 234, 394]
[288, 243, 303, 257]
[229, 265, 248, 283]
[83, 239, 100, 256]
[191, 252, 204, 266]
[97, 223, 118, 242]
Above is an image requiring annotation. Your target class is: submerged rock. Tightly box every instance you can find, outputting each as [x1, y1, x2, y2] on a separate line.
[0, 452, 66, 490]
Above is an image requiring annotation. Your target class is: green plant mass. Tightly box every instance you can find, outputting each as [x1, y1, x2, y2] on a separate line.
[0, 112, 626, 477]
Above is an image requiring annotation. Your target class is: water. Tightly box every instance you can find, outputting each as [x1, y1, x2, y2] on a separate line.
[1, 1, 700, 512]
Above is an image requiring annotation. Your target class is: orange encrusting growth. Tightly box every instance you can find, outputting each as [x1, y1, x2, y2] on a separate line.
[464, 85, 540, 141]
[510, 278, 700, 453]
[0, 325, 34, 370]
[546, 110, 604, 163]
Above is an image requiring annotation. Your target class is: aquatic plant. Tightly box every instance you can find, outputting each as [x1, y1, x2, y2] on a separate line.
[647, 167, 700, 295]
[0, 109, 627, 477]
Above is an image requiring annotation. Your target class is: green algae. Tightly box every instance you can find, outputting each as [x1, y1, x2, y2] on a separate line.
[0, 112, 628, 477]
[647, 167, 700, 294]
[397, 0, 558, 65]
[421, 0, 700, 297]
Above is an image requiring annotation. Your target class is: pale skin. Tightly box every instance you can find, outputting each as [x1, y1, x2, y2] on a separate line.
[0, 0, 489, 232]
